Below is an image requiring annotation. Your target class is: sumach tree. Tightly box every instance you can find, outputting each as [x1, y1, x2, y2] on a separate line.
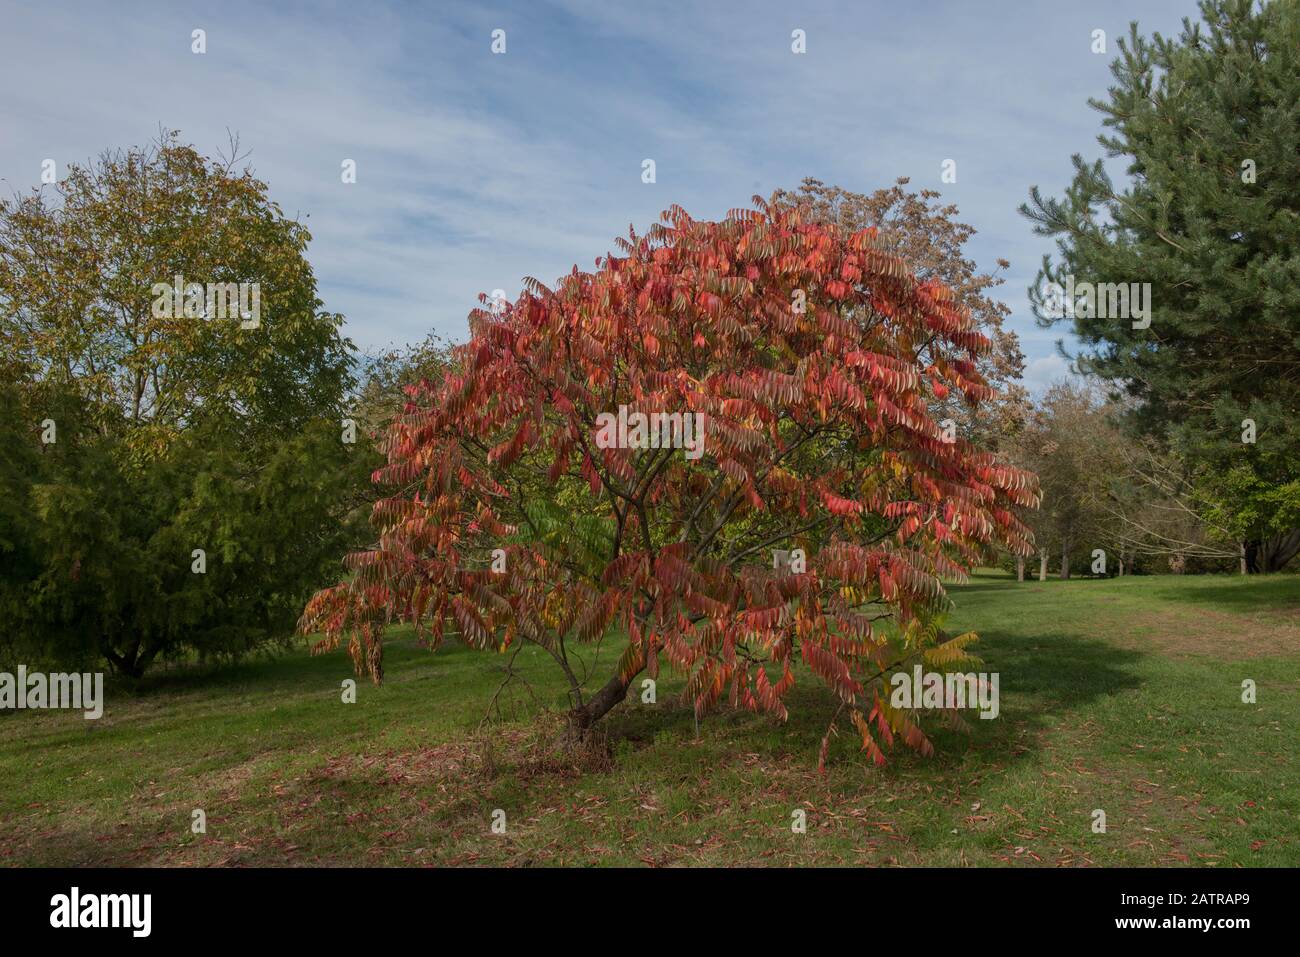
[771, 177, 1028, 450]
[302, 199, 1037, 765]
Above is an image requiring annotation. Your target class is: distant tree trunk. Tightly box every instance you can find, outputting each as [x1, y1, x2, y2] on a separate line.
[1016, 554, 1025, 581]
[1118, 552, 1125, 577]
[1060, 539, 1071, 580]
[1240, 542, 1248, 575]
[1038, 548, 1048, 582]
[1245, 529, 1300, 573]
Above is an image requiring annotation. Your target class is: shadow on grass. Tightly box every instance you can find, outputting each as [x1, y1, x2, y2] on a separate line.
[18, 610, 1151, 790]
[1146, 576, 1300, 613]
[113, 633, 450, 699]
[601, 624, 1148, 776]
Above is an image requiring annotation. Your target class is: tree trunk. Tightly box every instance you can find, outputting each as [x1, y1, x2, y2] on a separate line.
[565, 668, 638, 740]
[1118, 554, 1125, 577]
[1245, 529, 1300, 573]
[1060, 540, 1070, 580]
[1038, 549, 1048, 582]
[99, 635, 153, 679]
[1240, 542, 1248, 575]
[1016, 555, 1025, 582]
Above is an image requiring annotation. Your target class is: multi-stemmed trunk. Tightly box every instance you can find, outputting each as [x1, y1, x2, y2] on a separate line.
[99, 634, 158, 679]
[1244, 529, 1300, 573]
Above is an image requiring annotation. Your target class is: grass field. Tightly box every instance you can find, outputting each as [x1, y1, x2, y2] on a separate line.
[2, 571, 1298, 867]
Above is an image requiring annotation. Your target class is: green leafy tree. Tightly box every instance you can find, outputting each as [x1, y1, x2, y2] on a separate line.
[0, 133, 370, 676]
[351, 332, 454, 438]
[1021, 0, 1300, 571]
[1006, 382, 1126, 579]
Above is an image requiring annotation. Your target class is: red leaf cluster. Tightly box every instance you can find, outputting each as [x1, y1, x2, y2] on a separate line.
[301, 197, 1038, 763]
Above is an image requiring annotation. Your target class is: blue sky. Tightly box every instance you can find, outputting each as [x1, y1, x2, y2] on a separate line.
[0, 0, 1199, 394]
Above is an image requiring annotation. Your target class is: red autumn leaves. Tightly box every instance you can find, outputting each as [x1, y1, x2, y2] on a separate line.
[301, 196, 1037, 763]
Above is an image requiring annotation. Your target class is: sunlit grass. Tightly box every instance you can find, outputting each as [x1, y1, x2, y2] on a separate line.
[1, 570, 1296, 866]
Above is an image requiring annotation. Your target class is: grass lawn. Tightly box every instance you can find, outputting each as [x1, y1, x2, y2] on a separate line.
[2, 571, 1297, 867]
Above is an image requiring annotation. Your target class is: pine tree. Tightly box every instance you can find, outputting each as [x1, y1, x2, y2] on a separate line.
[1021, 0, 1300, 571]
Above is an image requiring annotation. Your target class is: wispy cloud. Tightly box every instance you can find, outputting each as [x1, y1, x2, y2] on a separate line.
[0, 0, 1194, 386]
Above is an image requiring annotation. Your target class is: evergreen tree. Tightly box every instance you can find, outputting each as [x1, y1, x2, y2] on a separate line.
[1021, 0, 1300, 571]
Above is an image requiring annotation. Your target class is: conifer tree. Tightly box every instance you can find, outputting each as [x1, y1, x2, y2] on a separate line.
[1021, 0, 1300, 571]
